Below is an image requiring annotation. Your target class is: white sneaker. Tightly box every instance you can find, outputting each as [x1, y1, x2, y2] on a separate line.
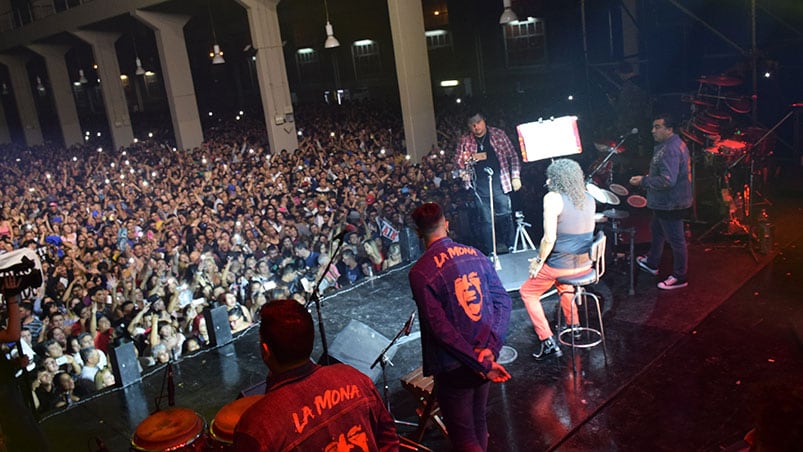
[658, 275, 688, 290]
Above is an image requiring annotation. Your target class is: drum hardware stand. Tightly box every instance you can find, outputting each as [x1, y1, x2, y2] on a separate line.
[606, 219, 636, 296]
[369, 312, 432, 452]
[512, 211, 536, 253]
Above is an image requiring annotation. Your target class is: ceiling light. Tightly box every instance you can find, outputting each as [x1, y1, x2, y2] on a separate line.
[499, 0, 518, 24]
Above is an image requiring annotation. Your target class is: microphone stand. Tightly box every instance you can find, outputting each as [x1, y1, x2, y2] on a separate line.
[369, 311, 431, 451]
[487, 170, 501, 270]
[587, 132, 630, 183]
[304, 233, 347, 365]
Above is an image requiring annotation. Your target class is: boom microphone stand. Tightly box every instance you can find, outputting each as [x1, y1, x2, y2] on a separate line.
[369, 311, 431, 451]
[304, 230, 348, 365]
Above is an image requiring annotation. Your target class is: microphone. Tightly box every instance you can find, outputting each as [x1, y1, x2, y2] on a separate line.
[483, 167, 494, 176]
[167, 362, 175, 407]
[402, 311, 416, 336]
[618, 128, 638, 139]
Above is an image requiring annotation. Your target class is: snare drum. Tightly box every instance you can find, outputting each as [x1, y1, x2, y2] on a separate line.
[131, 408, 207, 452]
[207, 396, 264, 450]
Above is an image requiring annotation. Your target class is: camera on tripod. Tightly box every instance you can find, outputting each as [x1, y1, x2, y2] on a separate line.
[514, 211, 528, 226]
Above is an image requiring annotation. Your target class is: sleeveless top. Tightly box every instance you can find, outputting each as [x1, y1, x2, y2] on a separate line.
[546, 192, 595, 269]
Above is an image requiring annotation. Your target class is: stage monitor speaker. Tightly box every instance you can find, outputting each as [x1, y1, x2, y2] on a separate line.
[399, 226, 422, 263]
[321, 319, 393, 383]
[204, 305, 233, 347]
[110, 341, 141, 388]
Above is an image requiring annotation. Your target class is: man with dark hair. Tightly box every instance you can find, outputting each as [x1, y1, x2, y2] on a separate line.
[455, 111, 522, 255]
[408, 202, 512, 452]
[630, 113, 693, 289]
[234, 299, 399, 451]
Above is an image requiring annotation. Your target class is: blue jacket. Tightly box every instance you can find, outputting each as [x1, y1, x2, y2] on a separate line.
[409, 237, 511, 377]
[644, 133, 693, 211]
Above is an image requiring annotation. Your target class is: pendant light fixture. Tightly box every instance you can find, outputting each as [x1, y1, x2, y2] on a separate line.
[323, 0, 340, 49]
[78, 69, 88, 84]
[499, 0, 518, 24]
[209, 0, 225, 64]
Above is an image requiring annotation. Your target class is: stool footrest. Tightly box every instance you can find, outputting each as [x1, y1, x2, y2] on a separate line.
[558, 327, 603, 348]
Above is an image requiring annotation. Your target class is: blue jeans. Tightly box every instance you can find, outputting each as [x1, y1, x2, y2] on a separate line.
[646, 209, 687, 280]
[474, 188, 513, 255]
[434, 366, 490, 452]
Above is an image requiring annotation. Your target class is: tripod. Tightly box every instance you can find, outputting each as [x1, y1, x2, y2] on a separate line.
[512, 212, 536, 253]
[370, 312, 432, 451]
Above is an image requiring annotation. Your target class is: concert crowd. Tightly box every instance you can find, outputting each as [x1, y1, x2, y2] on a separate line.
[0, 99, 535, 416]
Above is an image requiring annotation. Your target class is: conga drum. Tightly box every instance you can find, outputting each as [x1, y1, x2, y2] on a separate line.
[207, 396, 264, 450]
[131, 407, 207, 451]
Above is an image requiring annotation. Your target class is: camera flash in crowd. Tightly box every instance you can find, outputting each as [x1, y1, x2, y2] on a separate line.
[97, 147, 103, 152]
[567, 95, 574, 101]
[72, 156, 77, 162]
[111, 163, 116, 168]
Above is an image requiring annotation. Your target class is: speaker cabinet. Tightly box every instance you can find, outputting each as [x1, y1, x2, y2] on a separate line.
[204, 305, 233, 347]
[110, 341, 141, 388]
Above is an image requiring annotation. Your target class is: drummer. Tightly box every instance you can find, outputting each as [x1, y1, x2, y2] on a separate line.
[233, 300, 399, 451]
[629, 113, 692, 290]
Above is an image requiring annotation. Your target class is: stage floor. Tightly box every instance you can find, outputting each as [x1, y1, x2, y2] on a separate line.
[38, 168, 803, 452]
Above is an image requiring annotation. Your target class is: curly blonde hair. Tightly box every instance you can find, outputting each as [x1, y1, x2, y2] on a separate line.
[546, 159, 587, 209]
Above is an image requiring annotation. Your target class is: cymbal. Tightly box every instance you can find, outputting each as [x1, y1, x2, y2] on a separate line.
[705, 109, 732, 121]
[593, 141, 624, 153]
[697, 75, 742, 87]
[691, 120, 720, 136]
[586, 183, 620, 205]
[603, 208, 630, 219]
[680, 128, 704, 146]
[681, 95, 713, 107]
[726, 97, 751, 114]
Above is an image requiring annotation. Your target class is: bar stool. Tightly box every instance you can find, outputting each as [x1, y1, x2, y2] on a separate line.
[555, 231, 608, 373]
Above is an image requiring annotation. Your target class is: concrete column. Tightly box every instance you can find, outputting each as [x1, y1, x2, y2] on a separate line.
[133, 10, 204, 150]
[0, 55, 44, 146]
[236, 0, 299, 153]
[72, 30, 134, 150]
[0, 97, 10, 144]
[27, 44, 84, 147]
[387, 0, 437, 163]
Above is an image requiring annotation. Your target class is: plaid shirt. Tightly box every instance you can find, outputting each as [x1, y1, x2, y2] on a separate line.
[455, 126, 521, 193]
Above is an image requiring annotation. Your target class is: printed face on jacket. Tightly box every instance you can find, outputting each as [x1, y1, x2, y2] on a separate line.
[454, 271, 483, 321]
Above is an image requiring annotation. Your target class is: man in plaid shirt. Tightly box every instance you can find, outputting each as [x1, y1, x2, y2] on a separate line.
[455, 111, 522, 255]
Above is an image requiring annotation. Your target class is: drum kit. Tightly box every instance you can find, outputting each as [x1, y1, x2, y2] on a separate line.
[130, 396, 264, 451]
[679, 73, 774, 226]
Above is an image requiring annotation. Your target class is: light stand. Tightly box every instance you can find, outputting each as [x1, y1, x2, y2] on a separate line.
[512, 211, 536, 252]
[369, 311, 432, 452]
